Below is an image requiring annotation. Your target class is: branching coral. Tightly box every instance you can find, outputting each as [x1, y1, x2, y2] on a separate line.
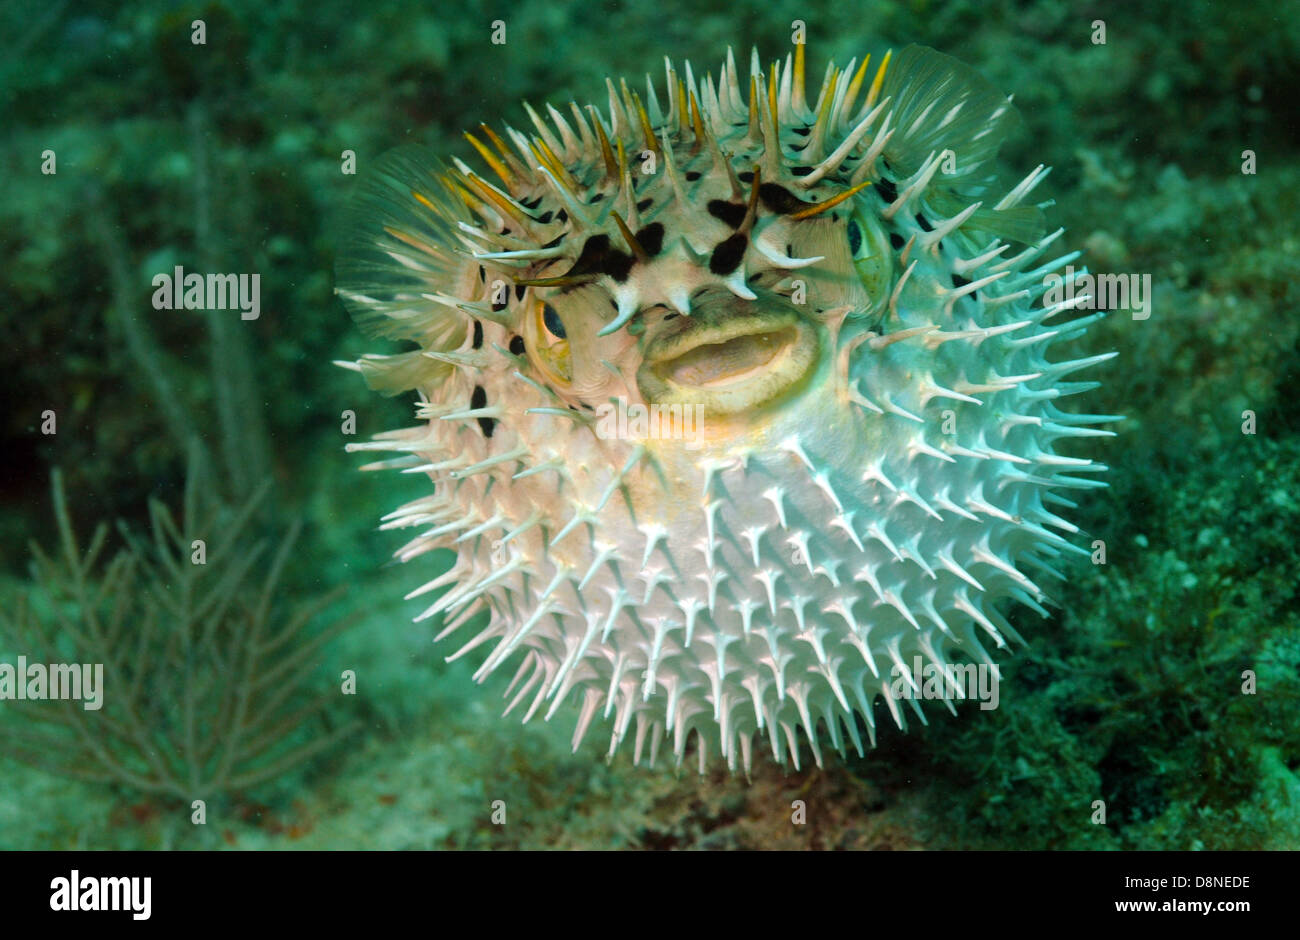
[0, 464, 357, 802]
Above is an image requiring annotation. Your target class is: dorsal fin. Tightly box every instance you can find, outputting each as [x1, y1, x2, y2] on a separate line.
[879, 44, 1018, 186]
[879, 45, 1042, 243]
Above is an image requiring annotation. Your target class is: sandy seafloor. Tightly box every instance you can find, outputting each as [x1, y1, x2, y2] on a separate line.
[1, 0, 1297, 849]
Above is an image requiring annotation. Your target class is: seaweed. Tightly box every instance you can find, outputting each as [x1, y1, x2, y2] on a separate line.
[0, 460, 358, 803]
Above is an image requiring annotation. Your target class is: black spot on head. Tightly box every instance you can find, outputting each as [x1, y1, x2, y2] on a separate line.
[636, 197, 652, 212]
[470, 385, 496, 437]
[604, 251, 634, 282]
[915, 213, 932, 232]
[685, 170, 702, 181]
[564, 233, 634, 283]
[471, 320, 483, 348]
[758, 183, 808, 215]
[708, 199, 747, 229]
[875, 178, 898, 203]
[709, 233, 748, 275]
[847, 219, 863, 256]
[889, 232, 905, 250]
[636, 222, 665, 257]
[570, 234, 610, 268]
[509, 335, 526, 355]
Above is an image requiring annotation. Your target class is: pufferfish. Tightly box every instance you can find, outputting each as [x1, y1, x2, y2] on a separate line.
[336, 44, 1118, 774]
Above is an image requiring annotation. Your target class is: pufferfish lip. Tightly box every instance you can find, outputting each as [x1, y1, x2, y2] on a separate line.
[638, 312, 819, 415]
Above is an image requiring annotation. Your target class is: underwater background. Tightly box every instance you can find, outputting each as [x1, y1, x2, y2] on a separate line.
[1, 0, 1297, 850]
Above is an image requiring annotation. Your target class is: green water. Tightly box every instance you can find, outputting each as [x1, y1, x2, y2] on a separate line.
[1, 0, 1296, 849]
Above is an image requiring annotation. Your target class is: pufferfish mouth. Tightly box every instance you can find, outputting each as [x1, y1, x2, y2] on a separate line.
[637, 312, 819, 416]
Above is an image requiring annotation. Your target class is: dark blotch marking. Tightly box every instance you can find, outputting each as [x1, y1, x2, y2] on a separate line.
[513, 284, 526, 301]
[491, 295, 509, 312]
[707, 199, 747, 229]
[470, 385, 495, 437]
[556, 209, 569, 223]
[709, 233, 748, 275]
[509, 335, 526, 355]
[847, 218, 863, 256]
[563, 233, 635, 283]
[601, 252, 634, 283]
[542, 233, 565, 249]
[637, 197, 653, 212]
[535, 210, 554, 224]
[915, 213, 932, 232]
[685, 171, 702, 181]
[875, 178, 898, 203]
[889, 232, 905, 250]
[791, 165, 814, 176]
[737, 170, 754, 183]
[758, 182, 809, 216]
[663, 313, 678, 321]
[791, 126, 811, 136]
[522, 196, 543, 209]
[478, 266, 486, 283]
[590, 192, 605, 202]
[471, 320, 483, 349]
[636, 222, 665, 257]
[952, 273, 970, 288]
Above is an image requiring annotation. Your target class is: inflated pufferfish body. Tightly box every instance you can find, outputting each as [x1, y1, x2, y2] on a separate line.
[337, 45, 1118, 774]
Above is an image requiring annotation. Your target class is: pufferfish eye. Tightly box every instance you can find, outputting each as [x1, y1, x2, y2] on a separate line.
[532, 299, 572, 383]
[542, 303, 566, 339]
[847, 217, 864, 256]
[847, 209, 894, 319]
